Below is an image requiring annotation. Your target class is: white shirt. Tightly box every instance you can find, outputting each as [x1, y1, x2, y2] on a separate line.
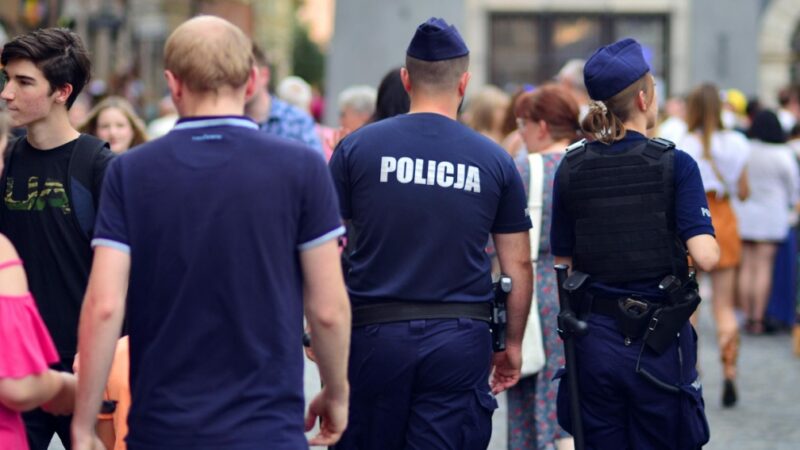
[659, 116, 687, 144]
[734, 140, 800, 241]
[679, 130, 750, 198]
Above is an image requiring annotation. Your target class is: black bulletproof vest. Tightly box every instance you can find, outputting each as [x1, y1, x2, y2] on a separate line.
[557, 137, 689, 284]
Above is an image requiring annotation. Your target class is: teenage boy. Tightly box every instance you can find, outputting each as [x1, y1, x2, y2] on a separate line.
[0, 27, 114, 450]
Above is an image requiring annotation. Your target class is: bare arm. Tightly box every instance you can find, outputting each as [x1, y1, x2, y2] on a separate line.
[0, 371, 68, 412]
[301, 239, 351, 446]
[494, 231, 533, 348]
[686, 234, 720, 272]
[489, 231, 533, 393]
[72, 247, 130, 447]
[736, 168, 750, 202]
[96, 418, 115, 450]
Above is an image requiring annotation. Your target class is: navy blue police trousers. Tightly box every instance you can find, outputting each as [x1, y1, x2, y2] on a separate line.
[333, 318, 497, 450]
[556, 315, 710, 450]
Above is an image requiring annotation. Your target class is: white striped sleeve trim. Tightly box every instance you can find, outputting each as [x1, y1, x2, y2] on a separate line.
[91, 238, 131, 254]
[298, 226, 346, 251]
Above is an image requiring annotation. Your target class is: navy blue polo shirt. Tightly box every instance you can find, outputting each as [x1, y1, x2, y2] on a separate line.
[329, 113, 531, 304]
[92, 116, 344, 450]
[550, 131, 714, 299]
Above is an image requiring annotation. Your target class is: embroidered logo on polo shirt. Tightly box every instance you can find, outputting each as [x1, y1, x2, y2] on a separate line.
[701, 207, 711, 218]
[191, 134, 223, 141]
[379, 156, 481, 193]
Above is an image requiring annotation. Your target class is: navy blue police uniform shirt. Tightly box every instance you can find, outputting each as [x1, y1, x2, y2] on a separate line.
[329, 112, 531, 304]
[93, 116, 344, 450]
[550, 130, 714, 300]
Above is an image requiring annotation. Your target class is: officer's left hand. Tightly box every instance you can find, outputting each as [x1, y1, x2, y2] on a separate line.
[490, 345, 521, 394]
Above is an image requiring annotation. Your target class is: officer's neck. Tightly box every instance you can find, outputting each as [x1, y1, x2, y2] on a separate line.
[407, 95, 460, 120]
[622, 114, 649, 137]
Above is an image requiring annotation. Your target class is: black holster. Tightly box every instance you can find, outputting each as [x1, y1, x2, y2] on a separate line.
[644, 281, 701, 354]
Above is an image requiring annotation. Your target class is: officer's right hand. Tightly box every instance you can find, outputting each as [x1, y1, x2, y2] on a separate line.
[306, 384, 349, 446]
[490, 345, 522, 394]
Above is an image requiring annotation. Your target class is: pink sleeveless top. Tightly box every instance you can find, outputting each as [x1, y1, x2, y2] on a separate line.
[0, 259, 60, 450]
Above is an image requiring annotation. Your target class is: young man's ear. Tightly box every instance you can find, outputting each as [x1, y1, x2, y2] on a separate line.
[244, 66, 259, 100]
[53, 83, 74, 107]
[165, 70, 182, 102]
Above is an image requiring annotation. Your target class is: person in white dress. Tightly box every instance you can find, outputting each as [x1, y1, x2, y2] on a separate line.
[679, 83, 750, 408]
[735, 110, 800, 335]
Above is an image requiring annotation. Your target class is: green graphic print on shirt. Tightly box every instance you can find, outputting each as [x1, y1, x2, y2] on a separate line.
[4, 177, 72, 214]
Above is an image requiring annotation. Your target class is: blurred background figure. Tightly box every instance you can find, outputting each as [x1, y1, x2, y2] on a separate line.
[508, 84, 580, 450]
[68, 94, 93, 129]
[245, 45, 323, 155]
[500, 87, 533, 158]
[721, 88, 749, 133]
[659, 95, 688, 143]
[777, 85, 800, 134]
[462, 85, 510, 144]
[277, 75, 314, 112]
[145, 95, 178, 139]
[555, 59, 589, 120]
[370, 67, 410, 123]
[680, 82, 750, 408]
[737, 110, 800, 335]
[277, 75, 337, 159]
[79, 96, 148, 154]
[337, 85, 376, 132]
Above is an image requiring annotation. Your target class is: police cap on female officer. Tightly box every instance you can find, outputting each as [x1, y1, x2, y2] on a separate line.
[549, 38, 720, 449]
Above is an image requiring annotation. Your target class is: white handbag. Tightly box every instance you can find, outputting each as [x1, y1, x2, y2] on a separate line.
[520, 153, 547, 377]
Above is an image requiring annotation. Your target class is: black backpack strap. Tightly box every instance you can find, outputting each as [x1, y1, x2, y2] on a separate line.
[67, 134, 109, 241]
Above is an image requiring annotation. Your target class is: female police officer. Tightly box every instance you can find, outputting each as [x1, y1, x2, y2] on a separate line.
[550, 38, 720, 449]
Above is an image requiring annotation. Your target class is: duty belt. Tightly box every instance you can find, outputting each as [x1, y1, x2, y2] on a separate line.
[351, 301, 492, 327]
[589, 296, 659, 341]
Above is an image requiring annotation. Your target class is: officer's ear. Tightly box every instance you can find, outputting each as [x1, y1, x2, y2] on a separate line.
[457, 71, 471, 98]
[636, 90, 649, 112]
[400, 67, 412, 94]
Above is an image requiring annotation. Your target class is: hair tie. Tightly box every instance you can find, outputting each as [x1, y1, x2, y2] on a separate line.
[591, 101, 608, 114]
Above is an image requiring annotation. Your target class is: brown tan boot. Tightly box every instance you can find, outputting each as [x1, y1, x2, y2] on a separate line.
[793, 324, 800, 357]
[720, 330, 739, 407]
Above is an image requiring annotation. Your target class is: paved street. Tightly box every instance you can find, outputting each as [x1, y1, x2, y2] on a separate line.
[486, 296, 800, 450]
[50, 297, 799, 450]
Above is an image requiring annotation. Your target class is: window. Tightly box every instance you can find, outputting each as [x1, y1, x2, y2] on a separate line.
[490, 13, 669, 92]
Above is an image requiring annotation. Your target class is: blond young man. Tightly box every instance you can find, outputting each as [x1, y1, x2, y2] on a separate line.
[72, 16, 350, 450]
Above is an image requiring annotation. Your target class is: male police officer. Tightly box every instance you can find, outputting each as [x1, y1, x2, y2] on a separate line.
[329, 17, 533, 450]
[550, 38, 720, 449]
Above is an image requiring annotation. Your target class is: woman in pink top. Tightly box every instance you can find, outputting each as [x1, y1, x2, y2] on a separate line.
[0, 109, 76, 449]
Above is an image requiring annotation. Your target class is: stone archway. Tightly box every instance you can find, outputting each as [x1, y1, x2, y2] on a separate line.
[759, 0, 800, 106]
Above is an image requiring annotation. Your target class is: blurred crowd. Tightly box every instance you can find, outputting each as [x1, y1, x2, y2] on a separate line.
[2, 21, 800, 450]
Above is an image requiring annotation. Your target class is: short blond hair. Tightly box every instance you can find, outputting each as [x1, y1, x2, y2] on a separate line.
[164, 16, 253, 92]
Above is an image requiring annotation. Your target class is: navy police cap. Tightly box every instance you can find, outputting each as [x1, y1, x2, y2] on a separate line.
[407, 17, 469, 62]
[583, 38, 650, 101]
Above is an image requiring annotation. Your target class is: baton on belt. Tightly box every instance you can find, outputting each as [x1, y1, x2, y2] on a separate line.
[555, 264, 589, 450]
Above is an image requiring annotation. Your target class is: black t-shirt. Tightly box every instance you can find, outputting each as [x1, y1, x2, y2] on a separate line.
[0, 136, 114, 361]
